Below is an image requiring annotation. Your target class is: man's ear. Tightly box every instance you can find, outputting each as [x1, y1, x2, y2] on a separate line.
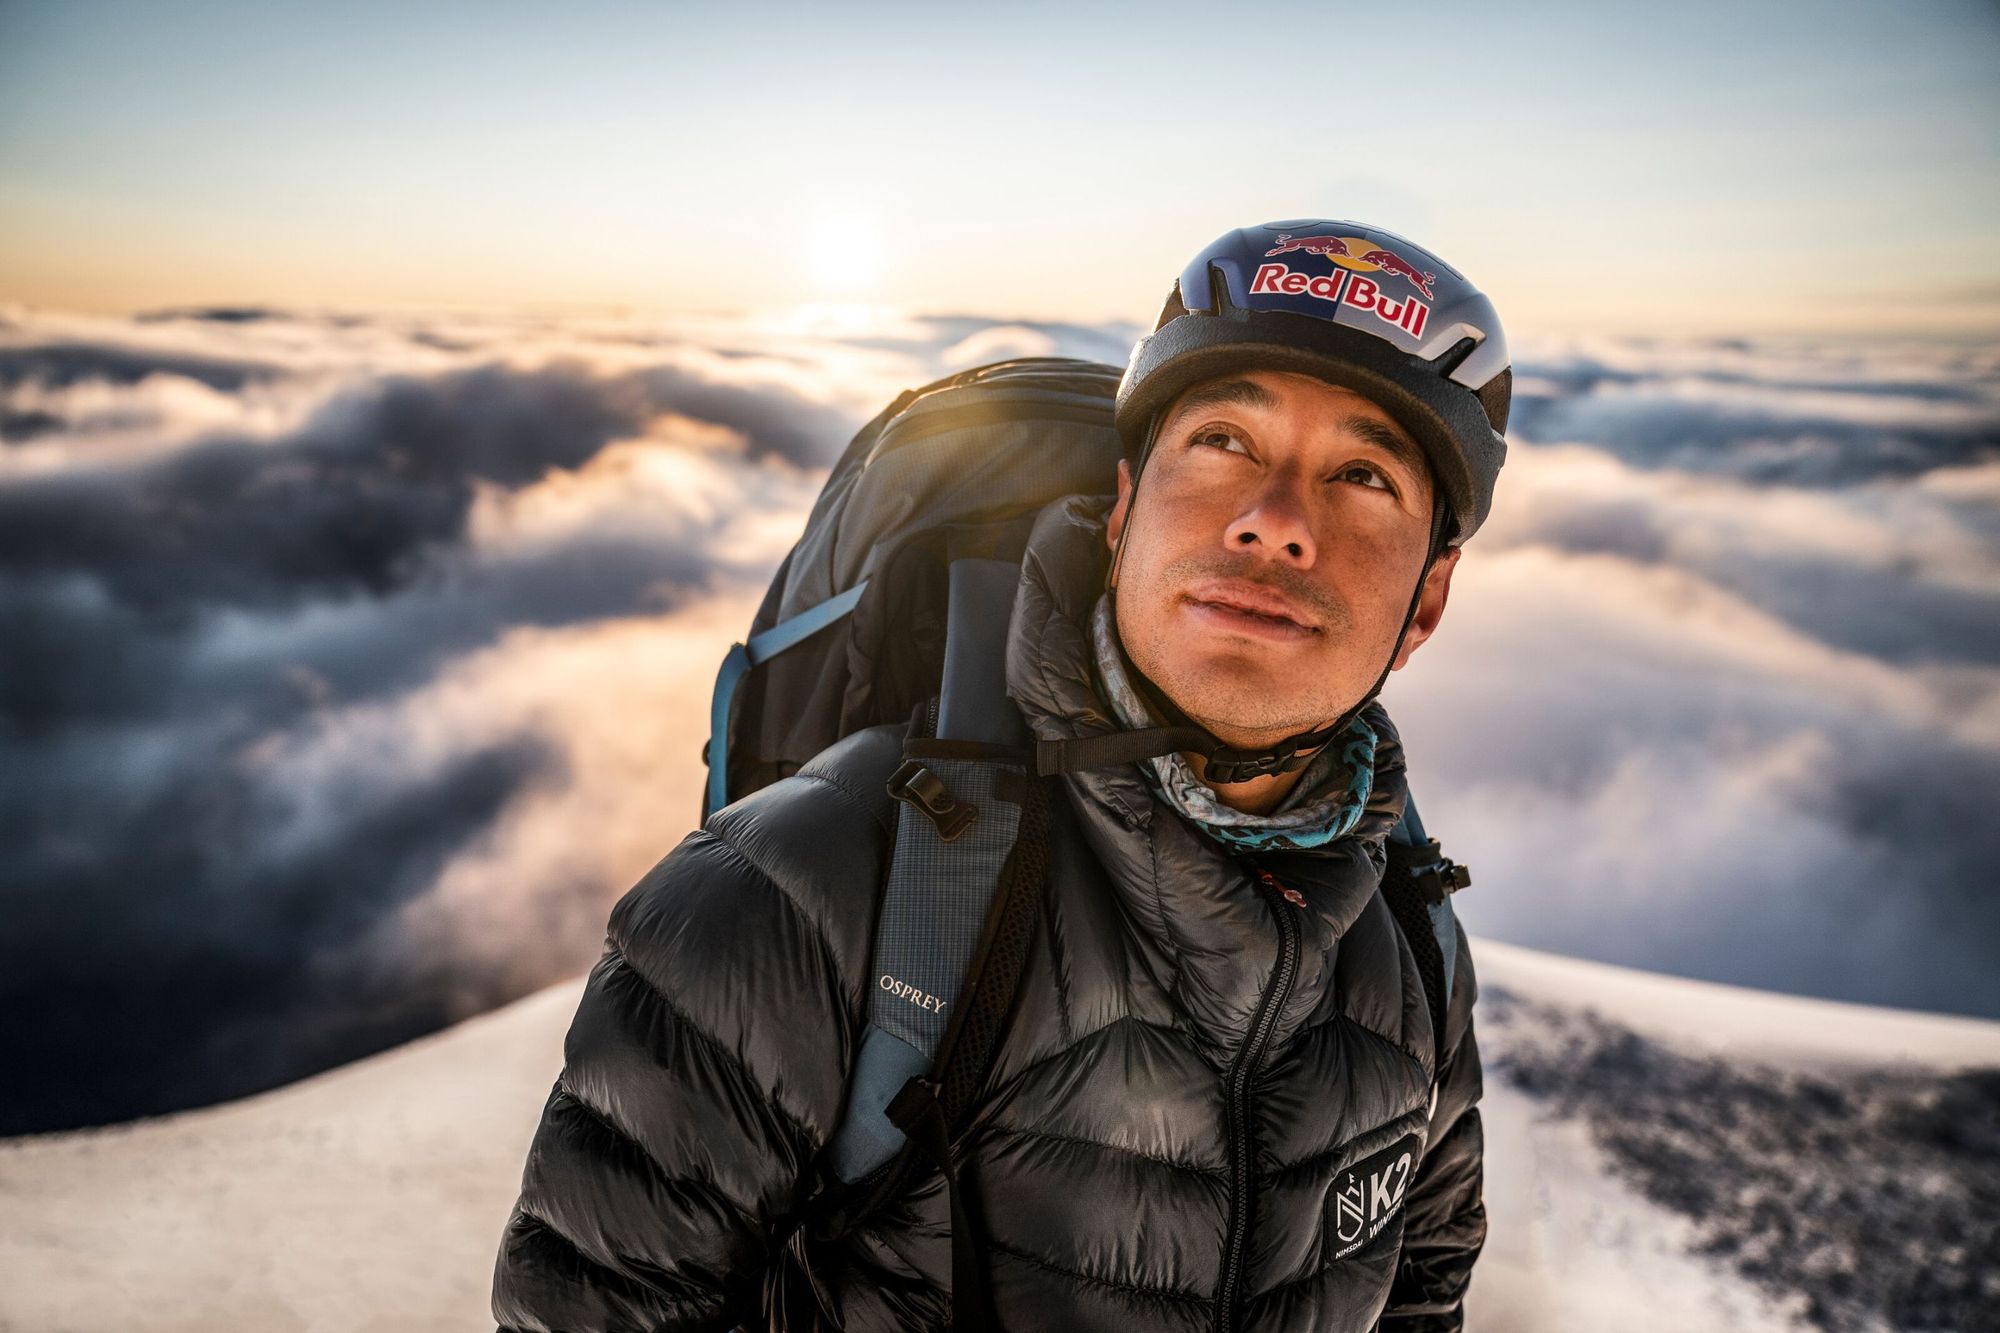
[1104, 457, 1134, 588]
[1391, 544, 1460, 670]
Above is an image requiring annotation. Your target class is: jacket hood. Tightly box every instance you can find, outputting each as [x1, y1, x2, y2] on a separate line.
[1004, 492, 1412, 1052]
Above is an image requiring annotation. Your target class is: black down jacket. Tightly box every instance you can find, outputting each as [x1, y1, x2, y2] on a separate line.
[493, 493, 1485, 1332]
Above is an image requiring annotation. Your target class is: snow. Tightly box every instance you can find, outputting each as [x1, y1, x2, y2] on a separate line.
[1473, 1078, 1818, 1333]
[1472, 937, 2000, 1073]
[0, 981, 578, 1333]
[4, 937, 1995, 1332]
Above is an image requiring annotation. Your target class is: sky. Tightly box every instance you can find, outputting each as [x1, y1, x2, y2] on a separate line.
[2, 0, 1998, 335]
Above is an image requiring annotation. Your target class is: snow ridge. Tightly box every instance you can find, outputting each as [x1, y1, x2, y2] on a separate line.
[1483, 984, 2000, 1333]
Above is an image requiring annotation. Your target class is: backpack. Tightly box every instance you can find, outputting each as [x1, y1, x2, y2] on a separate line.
[700, 356, 1471, 1330]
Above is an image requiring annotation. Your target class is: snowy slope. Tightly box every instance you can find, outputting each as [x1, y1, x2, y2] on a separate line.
[1468, 940, 2000, 1333]
[2, 939, 1995, 1333]
[0, 981, 580, 1333]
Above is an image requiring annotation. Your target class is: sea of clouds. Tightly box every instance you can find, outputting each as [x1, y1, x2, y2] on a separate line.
[1, 302, 1993, 1133]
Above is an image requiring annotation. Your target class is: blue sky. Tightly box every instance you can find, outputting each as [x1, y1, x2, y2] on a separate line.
[2, 0, 1996, 333]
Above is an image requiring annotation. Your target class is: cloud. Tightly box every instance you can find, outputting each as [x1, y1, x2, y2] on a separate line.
[1476, 442, 2000, 667]
[1377, 337, 2000, 1020]
[2, 306, 1996, 1134]
[0, 307, 857, 1133]
[939, 324, 1061, 367]
[921, 316, 1143, 372]
[1393, 478, 2000, 1014]
[0, 718, 557, 1129]
[1507, 335, 2000, 485]
[0, 340, 285, 393]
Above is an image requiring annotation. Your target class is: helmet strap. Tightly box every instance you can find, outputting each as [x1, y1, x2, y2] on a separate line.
[1106, 409, 1162, 592]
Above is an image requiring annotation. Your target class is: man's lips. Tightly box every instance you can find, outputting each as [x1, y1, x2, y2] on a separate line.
[1176, 576, 1320, 640]
[1182, 578, 1320, 632]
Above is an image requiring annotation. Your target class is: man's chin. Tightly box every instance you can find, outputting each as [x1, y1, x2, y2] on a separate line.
[1150, 665, 1348, 742]
[1164, 642, 1316, 693]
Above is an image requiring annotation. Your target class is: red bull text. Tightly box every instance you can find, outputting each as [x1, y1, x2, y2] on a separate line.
[1249, 263, 1430, 338]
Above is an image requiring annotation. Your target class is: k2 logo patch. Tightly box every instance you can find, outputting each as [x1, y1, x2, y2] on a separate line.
[1331, 1132, 1425, 1258]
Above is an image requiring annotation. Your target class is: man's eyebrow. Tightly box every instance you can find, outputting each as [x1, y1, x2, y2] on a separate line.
[1164, 377, 1280, 422]
[1338, 414, 1430, 494]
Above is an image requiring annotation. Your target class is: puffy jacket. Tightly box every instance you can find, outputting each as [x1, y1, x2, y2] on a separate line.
[492, 493, 1485, 1332]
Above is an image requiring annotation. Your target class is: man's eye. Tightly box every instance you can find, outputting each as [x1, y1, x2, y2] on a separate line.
[1334, 462, 1395, 493]
[1191, 427, 1251, 455]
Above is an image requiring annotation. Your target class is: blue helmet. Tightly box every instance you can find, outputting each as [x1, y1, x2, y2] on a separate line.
[1115, 219, 1512, 544]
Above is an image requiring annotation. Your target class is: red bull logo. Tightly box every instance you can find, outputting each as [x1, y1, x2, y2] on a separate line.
[1260, 233, 1438, 300]
[1249, 263, 1430, 338]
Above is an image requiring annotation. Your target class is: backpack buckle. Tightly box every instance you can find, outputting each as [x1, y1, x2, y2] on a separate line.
[1404, 837, 1471, 904]
[885, 1075, 944, 1131]
[887, 760, 978, 842]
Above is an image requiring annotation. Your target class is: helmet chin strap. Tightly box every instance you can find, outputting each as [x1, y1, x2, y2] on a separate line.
[1034, 412, 1451, 785]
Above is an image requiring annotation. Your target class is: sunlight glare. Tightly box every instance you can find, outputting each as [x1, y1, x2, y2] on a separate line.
[809, 214, 883, 295]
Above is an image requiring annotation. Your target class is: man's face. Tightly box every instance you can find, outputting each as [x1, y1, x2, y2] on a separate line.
[1105, 368, 1460, 751]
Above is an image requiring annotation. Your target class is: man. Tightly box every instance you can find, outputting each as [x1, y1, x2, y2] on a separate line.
[492, 219, 1509, 1332]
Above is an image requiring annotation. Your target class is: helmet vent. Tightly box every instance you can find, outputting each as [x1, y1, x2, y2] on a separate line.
[1207, 262, 1239, 318]
[1431, 335, 1480, 377]
[1476, 366, 1512, 434]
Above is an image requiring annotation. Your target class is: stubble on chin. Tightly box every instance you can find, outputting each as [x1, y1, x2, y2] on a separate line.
[1118, 577, 1363, 743]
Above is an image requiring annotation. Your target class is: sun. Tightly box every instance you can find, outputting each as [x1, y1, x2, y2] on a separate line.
[809, 214, 883, 294]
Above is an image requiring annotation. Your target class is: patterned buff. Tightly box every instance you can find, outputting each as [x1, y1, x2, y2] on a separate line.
[1088, 591, 1379, 853]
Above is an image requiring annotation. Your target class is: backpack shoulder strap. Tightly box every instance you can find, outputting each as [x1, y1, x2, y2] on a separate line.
[703, 579, 869, 823]
[815, 557, 1047, 1333]
[1379, 793, 1472, 1079]
[825, 557, 1032, 1178]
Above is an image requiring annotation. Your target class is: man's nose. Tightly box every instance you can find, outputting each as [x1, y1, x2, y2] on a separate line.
[1223, 469, 1317, 567]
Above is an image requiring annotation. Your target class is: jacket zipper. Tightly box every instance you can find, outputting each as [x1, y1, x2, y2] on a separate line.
[1214, 863, 1303, 1333]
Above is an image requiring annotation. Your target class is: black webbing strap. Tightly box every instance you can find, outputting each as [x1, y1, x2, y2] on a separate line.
[1379, 840, 1453, 1075]
[879, 772, 1052, 1331]
[1034, 726, 1204, 775]
[1032, 722, 1347, 785]
[887, 1077, 993, 1332]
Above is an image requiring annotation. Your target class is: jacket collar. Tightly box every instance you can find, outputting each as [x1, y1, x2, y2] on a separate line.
[1005, 493, 1412, 1051]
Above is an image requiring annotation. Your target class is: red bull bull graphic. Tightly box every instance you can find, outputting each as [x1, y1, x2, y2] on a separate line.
[1250, 262, 1430, 339]
[1260, 234, 1439, 300]
[1265, 233, 1353, 259]
[1355, 248, 1436, 299]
